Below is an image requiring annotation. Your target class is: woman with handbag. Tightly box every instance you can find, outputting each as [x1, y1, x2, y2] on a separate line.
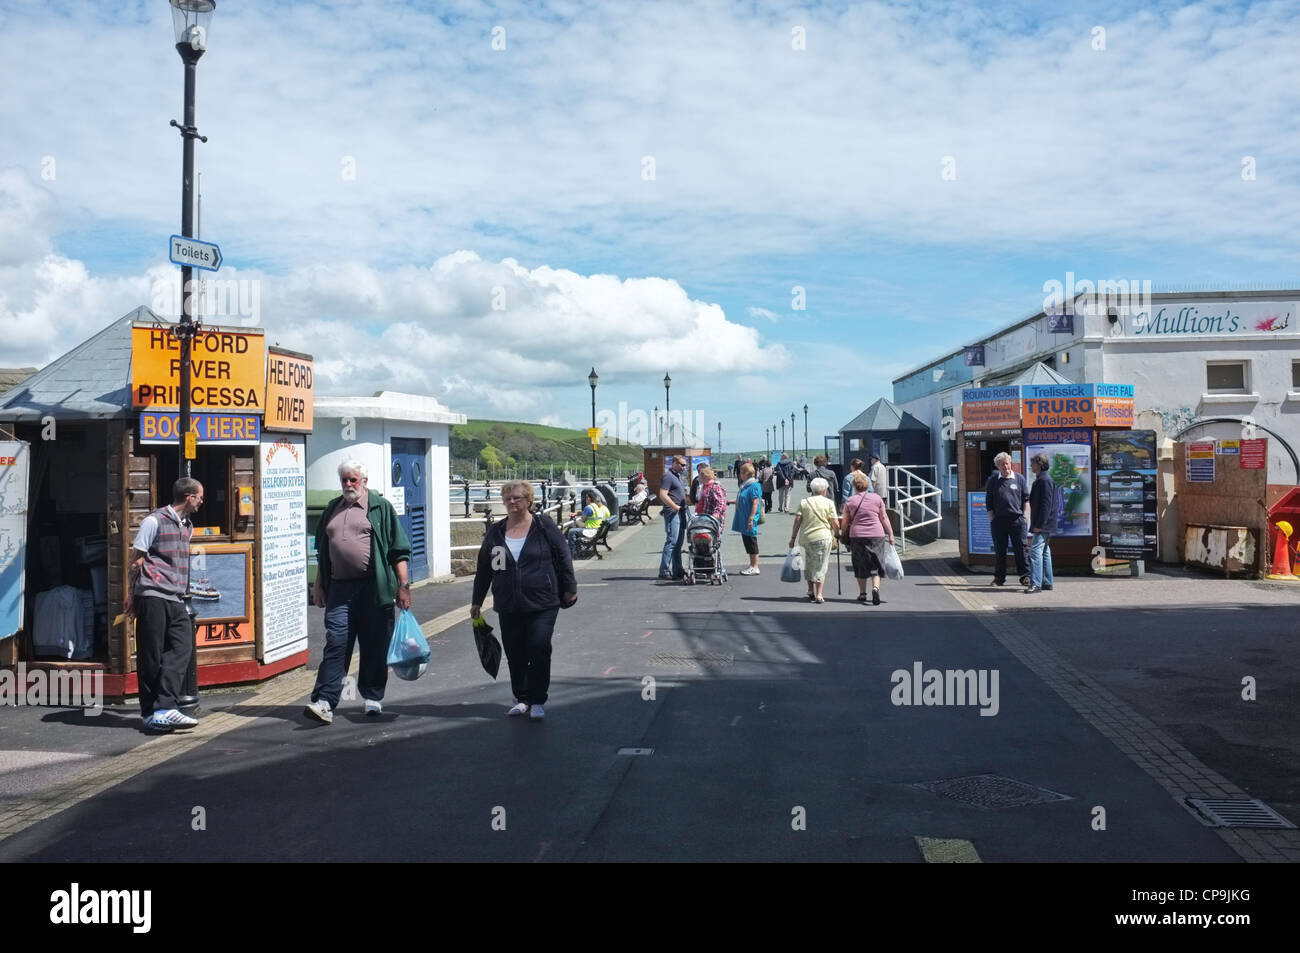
[841, 472, 895, 605]
[758, 459, 776, 513]
[470, 480, 577, 721]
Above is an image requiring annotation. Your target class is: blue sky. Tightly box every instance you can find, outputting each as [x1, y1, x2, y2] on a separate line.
[2, 0, 1297, 453]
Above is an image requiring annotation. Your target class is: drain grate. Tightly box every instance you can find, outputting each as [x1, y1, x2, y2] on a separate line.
[618, 747, 654, 756]
[649, 652, 734, 667]
[1185, 798, 1296, 829]
[914, 774, 1073, 810]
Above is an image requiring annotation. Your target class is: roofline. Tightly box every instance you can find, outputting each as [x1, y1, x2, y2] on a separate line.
[891, 287, 1300, 384]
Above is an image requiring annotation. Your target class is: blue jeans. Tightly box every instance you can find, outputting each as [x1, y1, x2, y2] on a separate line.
[312, 577, 394, 709]
[660, 506, 686, 576]
[1030, 531, 1054, 588]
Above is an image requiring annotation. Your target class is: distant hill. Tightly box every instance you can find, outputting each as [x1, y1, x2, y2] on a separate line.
[451, 419, 646, 478]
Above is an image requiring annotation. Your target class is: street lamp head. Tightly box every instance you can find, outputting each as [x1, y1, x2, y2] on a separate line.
[663, 373, 671, 388]
[588, 367, 598, 388]
[803, 404, 808, 413]
[170, 0, 215, 51]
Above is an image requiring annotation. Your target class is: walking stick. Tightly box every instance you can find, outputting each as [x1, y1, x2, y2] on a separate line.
[836, 530, 843, 596]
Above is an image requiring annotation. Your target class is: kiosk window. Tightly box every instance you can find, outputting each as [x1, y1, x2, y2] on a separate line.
[1292, 360, 1300, 389]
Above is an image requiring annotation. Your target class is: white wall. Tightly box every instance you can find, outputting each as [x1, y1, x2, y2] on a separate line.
[307, 417, 455, 580]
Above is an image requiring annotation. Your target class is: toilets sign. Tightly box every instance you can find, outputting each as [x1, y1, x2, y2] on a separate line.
[169, 235, 222, 272]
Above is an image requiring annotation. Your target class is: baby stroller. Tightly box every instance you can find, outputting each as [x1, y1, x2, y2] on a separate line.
[684, 513, 726, 585]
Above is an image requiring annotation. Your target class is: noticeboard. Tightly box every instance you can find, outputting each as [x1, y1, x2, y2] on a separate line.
[0, 441, 30, 641]
[967, 493, 995, 554]
[259, 436, 308, 664]
[1097, 429, 1157, 560]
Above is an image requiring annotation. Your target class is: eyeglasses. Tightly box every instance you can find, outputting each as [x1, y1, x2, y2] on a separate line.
[341, 476, 363, 484]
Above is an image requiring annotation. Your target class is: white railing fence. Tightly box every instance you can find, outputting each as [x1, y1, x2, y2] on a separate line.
[886, 465, 943, 554]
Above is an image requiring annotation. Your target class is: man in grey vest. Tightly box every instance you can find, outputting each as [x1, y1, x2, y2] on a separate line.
[125, 477, 204, 731]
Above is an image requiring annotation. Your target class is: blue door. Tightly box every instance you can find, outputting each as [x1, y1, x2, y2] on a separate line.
[390, 437, 428, 583]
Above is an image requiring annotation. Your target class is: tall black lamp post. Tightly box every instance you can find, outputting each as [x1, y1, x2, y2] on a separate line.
[169, 0, 215, 478]
[588, 367, 598, 482]
[168, 0, 215, 716]
[803, 404, 808, 458]
[765, 427, 769, 458]
[790, 413, 796, 456]
[780, 419, 785, 454]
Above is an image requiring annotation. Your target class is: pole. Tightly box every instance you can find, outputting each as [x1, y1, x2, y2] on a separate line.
[171, 40, 207, 716]
[590, 381, 597, 482]
[803, 406, 808, 459]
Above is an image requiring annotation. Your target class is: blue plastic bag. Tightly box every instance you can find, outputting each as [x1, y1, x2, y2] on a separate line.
[387, 609, 430, 680]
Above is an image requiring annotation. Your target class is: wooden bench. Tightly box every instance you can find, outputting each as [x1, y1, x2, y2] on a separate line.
[571, 519, 613, 560]
[620, 496, 651, 525]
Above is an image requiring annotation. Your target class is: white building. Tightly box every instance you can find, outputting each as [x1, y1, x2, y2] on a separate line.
[307, 391, 466, 583]
[893, 290, 1300, 494]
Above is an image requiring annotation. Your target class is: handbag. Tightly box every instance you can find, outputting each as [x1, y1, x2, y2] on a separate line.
[781, 547, 804, 583]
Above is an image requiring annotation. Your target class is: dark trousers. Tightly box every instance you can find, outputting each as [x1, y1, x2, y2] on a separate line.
[762, 490, 773, 513]
[991, 517, 1029, 583]
[136, 596, 193, 716]
[312, 577, 394, 709]
[499, 607, 559, 706]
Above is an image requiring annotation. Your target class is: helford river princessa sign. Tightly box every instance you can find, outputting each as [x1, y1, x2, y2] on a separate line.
[131, 325, 265, 411]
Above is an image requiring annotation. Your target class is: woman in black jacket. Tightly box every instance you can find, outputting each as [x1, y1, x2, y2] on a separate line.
[471, 481, 577, 721]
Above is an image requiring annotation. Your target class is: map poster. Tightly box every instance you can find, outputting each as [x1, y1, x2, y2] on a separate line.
[1023, 430, 1093, 537]
[0, 441, 30, 641]
[1097, 430, 1158, 560]
[259, 435, 308, 663]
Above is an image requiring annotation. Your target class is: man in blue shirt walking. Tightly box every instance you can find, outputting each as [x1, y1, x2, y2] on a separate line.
[657, 455, 689, 580]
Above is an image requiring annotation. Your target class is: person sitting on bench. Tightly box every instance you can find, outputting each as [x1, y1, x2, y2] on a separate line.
[567, 490, 610, 554]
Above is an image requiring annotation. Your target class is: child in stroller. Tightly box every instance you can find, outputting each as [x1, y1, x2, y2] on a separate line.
[685, 513, 726, 585]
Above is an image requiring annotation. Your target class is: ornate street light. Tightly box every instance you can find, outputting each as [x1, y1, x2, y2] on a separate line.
[803, 404, 809, 458]
[588, 367, 598, 482]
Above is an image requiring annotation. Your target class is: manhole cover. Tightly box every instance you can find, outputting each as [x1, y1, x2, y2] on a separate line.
[1185, 798, 1296, 829]
[914, 774, 1072, 810]
[649, 653, 734, 667]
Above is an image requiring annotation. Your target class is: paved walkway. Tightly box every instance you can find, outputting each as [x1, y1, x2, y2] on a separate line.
[0, 485, 1296, 861]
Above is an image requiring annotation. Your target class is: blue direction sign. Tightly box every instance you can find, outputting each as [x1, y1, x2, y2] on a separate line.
[169, 235, 222, 272]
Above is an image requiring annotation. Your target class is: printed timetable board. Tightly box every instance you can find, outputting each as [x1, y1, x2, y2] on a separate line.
[1097, 430, 1157, 560]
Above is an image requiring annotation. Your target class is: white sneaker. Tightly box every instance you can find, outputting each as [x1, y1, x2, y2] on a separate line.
[739, 567, 760, 575]
[528, 704, 545, 721]
[305, 699, 333, 724]
[507, 702, 530, 717]
[364, 699, 383, 716]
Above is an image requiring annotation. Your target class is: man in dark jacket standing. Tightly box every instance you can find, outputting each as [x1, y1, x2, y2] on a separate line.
[774, 453, 797, 512]
[984, 452, 1031, 587]
[306, 460, 410, 724]
[807, 455, 840, 509]
[1025, 453, 1058, 593]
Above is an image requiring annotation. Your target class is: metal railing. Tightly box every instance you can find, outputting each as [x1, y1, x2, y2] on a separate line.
[886, 465, 943, 554]
[447, 479, 630, 553]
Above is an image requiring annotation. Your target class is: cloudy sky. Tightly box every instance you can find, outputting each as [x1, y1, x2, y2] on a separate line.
[2, 0, 1297, 454]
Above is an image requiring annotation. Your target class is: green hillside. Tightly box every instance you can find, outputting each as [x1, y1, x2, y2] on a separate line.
[451, 419, 645, 478]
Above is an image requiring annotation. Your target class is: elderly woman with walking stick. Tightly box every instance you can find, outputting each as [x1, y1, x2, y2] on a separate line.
[788, 477, 840, 603]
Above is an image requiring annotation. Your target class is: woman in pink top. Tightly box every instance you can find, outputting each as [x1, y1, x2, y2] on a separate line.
[841, 472, 895, 605]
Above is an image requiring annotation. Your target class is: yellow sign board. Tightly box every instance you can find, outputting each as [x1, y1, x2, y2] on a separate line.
[587, 427, 601, 446]
[184, 431, 196, 459]
[264, 347, 315, 433]
[131, 325, 265, 412]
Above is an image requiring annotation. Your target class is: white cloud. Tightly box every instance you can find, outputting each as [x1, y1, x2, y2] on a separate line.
[747, 307, 779, 323]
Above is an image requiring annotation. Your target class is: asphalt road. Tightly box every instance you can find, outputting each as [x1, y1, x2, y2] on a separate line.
[5, 501, 1288, 862]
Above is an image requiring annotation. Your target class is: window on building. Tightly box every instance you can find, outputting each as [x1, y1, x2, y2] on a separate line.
[1206, 361, 1248, 393]
[1293, 359, 1300, 389]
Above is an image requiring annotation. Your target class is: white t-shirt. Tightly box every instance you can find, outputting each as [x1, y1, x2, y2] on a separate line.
[504, 534, 526, 562]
